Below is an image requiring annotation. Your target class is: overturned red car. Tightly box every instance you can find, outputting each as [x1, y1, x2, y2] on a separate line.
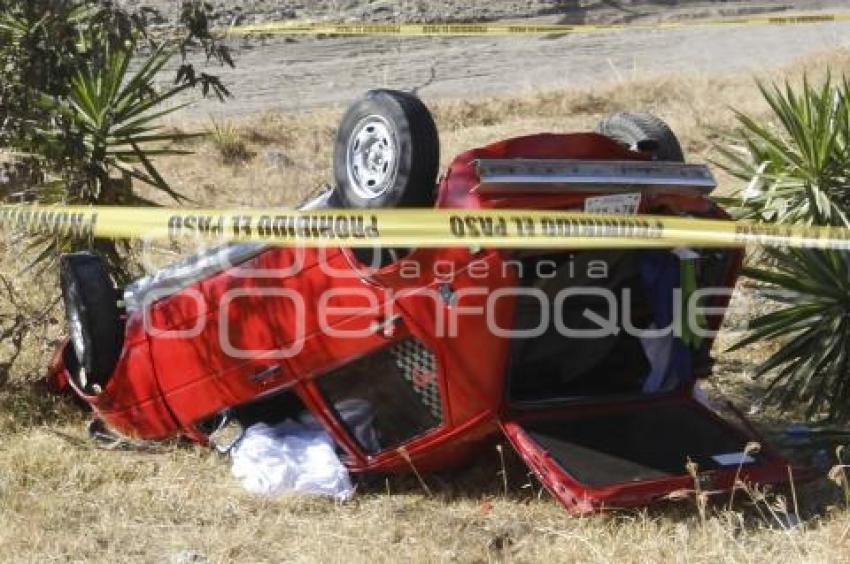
[50, 90, 802, 512]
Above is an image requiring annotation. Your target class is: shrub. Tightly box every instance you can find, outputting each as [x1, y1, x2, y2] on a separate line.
[718, 75, 850, 227]
[0, 0, 234, 282]
[720, 75, 850, 421]
[209, 120, 254, 165]
[728, 248, 850, 421]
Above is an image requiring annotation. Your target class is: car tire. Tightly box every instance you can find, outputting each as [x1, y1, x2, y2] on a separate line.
[595, 112, 685, 163]
[60, 252, 123, 392]
[334, 89, 440, 209]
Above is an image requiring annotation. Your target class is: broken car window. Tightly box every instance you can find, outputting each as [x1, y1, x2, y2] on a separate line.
[314, 337, 443, 455]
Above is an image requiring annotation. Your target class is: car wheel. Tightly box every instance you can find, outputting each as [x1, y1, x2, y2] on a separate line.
[595, 112, 685, 162]
[60, 252, 123, 393]
[334, 89, 440, 209]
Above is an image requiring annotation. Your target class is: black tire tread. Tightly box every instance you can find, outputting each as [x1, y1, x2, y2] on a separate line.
[61, 253, 123, 390]
[596, 112, 685, 163]
[396, 91, 440, 206]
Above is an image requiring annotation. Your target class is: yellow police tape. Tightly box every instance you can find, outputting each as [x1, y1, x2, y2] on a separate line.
[3, 204, 850, 251]
[228, 12, 850, 37]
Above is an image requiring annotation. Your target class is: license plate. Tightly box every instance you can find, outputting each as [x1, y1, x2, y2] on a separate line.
[584, 193, 641, 215]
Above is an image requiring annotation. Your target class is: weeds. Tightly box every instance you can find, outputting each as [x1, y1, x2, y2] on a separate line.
[671, 446, 806, 542]
[0, 273, 60, 386]
[209, 119, 254, 165]
[398, 446, 432, 496]
[687, 458, 708, 524]
[728, 442, 763, 511]
[496, 444, 509, 498]
[829, 446, 850, 507]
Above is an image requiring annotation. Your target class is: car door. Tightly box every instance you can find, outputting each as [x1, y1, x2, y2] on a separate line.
[499, 394, 802, 513]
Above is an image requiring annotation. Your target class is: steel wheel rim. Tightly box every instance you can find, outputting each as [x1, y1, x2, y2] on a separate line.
[346, 115, 399, 200]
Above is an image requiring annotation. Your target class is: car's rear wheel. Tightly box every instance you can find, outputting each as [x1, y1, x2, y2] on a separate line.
[335, 90, 440, 268]
[334, 89, 440, 209]
[60, 252, 123, 393]
[596, 112, 685, 162]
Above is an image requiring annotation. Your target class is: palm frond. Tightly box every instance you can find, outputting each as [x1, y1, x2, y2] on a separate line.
[717, 75, 850, 227]
[733, 248, 850, 421]
[55, 34, 194, 197]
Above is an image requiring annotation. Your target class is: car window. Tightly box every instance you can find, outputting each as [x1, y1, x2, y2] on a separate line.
[314, 337, 443, 455]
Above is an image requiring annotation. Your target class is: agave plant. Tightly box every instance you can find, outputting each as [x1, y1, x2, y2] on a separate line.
[0, 0, 233, 281]
[20, 34, 205, 282]
[728, 248, 850, 421]
[43, 37, 198, 204]
[719, 75, 850, 422]
[716, 75, 850, 227]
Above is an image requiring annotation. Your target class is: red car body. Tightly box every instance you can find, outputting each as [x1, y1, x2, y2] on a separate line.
[50, 132, 802, 512]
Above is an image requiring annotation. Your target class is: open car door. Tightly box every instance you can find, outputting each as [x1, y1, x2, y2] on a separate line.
[500, 393, 804, 513]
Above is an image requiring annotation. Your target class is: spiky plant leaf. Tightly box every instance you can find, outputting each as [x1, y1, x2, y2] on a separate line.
[733, 248, 850, 421]
[721, 75, 850, 421]
[715, 75, 850, 227]
[1, 1, 231, 281]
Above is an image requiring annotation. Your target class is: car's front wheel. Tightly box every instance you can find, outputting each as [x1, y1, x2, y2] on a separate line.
[60, 252, 123, 393]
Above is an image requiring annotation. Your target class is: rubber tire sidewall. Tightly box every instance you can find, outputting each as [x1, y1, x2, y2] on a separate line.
[60, 253, 123, 390]
[334, 89, 440, 209]
[596, 112, 685, 163]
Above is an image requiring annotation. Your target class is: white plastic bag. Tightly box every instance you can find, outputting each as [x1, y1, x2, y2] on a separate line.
[230, 421, 354, 501]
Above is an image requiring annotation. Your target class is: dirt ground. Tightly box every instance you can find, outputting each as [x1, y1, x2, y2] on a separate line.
[146, 0, 850, 120]
[134, 0, 850, 26]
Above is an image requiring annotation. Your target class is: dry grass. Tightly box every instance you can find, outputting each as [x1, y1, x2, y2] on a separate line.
[148, 46, 850, 209]
[0, 413, 848, 563]
[3, 48, 850, 563]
